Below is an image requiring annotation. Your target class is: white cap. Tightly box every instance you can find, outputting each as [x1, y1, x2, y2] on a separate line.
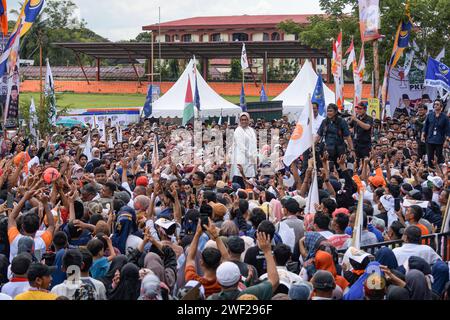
[155, 218, 176, 230]
[216, 262, 241, 287]
[427, 175, 443, 188]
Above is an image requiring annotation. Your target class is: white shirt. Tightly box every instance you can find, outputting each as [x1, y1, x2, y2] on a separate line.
[259, 266, 302, 286]
[1, 280, 30, 299]
[0, 293, 12, 300]
[230, 126, 258, 178]
[313, 114, 325, 135]
[392, 243, 441, 266]
[51, 277, 107, 300]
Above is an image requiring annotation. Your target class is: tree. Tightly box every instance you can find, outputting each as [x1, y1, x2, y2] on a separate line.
[227, 59, 241, 81]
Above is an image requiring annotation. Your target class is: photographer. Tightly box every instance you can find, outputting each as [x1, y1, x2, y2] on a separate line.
[315, 104, 354, 169]
[350, 102, 373, 163]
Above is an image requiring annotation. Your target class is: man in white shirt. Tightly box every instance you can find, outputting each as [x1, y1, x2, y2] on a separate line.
[312, 102, 325, 135]
[1, 253, 31, 299]
[51, 248, 107, 300]
[393, 226, 441, 266]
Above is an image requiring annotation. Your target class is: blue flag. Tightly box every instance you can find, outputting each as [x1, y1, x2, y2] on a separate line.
[260, 84, 268, 102]
[194, 74, 201, 111]
[311, 74, 326, 116]
[425, 57, 450, 92]
[143, 84, 153, 118]
[398, 19, 412, 48]
[240, 84, 247, 111]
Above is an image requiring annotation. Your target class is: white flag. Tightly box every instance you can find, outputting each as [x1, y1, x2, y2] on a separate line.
[241, 43, 249, 70]
[84, 132, 93, 162]
[436, 47, 445, 62]
[403, 48, 415, 77]
[116, 124, 123, 143]
[108, 133, 114, 149]
[45, 59, 57, 125]
[99, 119, 106, 142]
[345, 39, 356, 71]
[29, 98, 38, 138]
[283, 101, 313, 166]
[351, 192, 364, 249]
[304, 170, 319, 215]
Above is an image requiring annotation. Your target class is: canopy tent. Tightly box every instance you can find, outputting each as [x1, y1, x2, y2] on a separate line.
[273, 59, 335, 121]
[149, 59, 242, 118]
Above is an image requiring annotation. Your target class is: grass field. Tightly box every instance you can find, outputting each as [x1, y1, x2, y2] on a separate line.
[20, 92, 274, 109]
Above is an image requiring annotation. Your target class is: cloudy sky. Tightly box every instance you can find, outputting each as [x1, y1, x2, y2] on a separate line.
[7, 0, 324, 41]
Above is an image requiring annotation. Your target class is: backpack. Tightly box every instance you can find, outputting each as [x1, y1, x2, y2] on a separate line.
[73, 279, 97, 300]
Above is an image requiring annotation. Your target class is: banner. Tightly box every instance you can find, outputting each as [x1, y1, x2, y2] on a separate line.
[3, 40, 20, 129]
[358, 0, 381, 42]
[367, 98, 380, 120]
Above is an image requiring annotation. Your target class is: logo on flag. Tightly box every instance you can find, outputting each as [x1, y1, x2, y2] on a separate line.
[241, 43, 249, 70]
[424, 57, 450, 92]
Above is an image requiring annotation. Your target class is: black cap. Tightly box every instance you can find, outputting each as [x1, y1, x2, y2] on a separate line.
[402, 94, 410, 100]
[312, 270, 335, 290]
[11, 253, 33, 275]
[283, 198, 300, 214]
[227, 236, 245, 254]
[27, 263, 56, 282]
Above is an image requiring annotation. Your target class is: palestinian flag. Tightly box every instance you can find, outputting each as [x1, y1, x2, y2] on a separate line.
[183, 77, 195, 126]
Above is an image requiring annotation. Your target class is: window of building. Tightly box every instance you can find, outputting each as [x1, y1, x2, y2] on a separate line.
[181, 34, 192, 42]
[165, 35, 171, 42]
[317, 58, 325, 65]
[173, 34, 179, 42]
[210, 33, 222, 42]
[263, 33, 270, 41]
[271, 32, 280, 41]
[232, 33, 249, 41]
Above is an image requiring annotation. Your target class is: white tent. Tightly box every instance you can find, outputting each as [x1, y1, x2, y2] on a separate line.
[149, 59, 242, 118]
[273, 60, 336, 121]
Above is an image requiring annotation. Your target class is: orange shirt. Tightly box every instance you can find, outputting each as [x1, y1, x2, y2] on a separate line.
[185, 265, 221, 298]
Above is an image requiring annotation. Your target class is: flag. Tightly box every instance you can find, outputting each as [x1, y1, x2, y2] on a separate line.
[351, 192, 364, 249]
[305, 170, 319, 215]
[143, 84, 153, 118]
[345, 38, 356, 71]
[389, 16, 413, 70]
[358, 0, 381, 42]
[108, 133, 114, 149]
[29, 97, 38, 138]
[152, 136, 159, 169]
[19, 0, 45, 37]
[354, 44, 365, 106]
[0, 27, 21, 78]
[260, 84, 268, 102]
[435, 47, 445, 63]
[332, 33, 344, 110]
[3, 27, 21, 128]
[403, 47, 415, 78]
[239, 84, 247, 112]
[283, 99, 313, 166]
[45, 58, 57, 125]
[183, 77, 195, 126]
[194, 73, 201, 112]
[116, 124, 122, 143]
[218, 110, 223, 125]
[99, 119, 106, 142]
[84, 132, 92, 162]
[424, 57, 450, 92]
[241, 43, 249, 70]
[0, 0, 7, 37]
[311, 74, 326, 116]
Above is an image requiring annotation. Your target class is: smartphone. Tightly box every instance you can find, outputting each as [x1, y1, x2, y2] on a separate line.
[394, 198, 401, 212]
[6, 192, 13, 209]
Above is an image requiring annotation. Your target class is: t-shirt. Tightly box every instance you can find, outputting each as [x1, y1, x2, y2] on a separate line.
[351, 114, 373, 146]
[185, 265, 221, 298]
[208, 281, 273, 300]
[1, 278, 30, 298]
[15, 289, 58, 300]
[51, 277, 107, 300]
[8, 227, 52, 262]
[416, 223, 430, 237]
[328, 234, 351, 250]
[244, 246, 274, 277]
[90, 257, 110, 280]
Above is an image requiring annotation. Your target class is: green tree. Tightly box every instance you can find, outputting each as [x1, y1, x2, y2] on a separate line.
[227, 59, 242, 81]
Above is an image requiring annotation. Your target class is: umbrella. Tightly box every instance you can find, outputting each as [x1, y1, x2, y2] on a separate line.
[56, 118, 87, 128]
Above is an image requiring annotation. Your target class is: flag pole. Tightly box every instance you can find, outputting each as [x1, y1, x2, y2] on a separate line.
[308, 94, 317, 171]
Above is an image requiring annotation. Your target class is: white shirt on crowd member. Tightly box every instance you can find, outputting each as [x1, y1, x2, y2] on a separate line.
[392, 243, 441, 266]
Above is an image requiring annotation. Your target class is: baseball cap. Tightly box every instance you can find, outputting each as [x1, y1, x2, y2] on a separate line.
[288, 281, 313, 300]
[343, 247, 372, 264]
[332, 208, 350, 218]
[311, 270, 335, 291]
[292, 195, 306, 209]
[368, 175, 386, 188]
[227, 236, 245, 254]
[11, 253, 33, 275]
[155, 218, 176, 230]
[427, 175, 443, 188]
[209, 202, 227, 218]
[408, 189, 422, 200]
[216, 262, 241, 287]
[27, 263, 56, 282]
[136, 176, 149, 187]
[114, 191, 131, 205]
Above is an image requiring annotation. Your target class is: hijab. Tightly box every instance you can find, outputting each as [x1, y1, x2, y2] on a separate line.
[138, 274, 162, 300]
[343, 261, 383, 300]
[100, 255, 128, 290]
[315, 250, 349, 290]
[111, 206, 137, 254]
[304, 232, 326, 260]
[386, 285, 410, 300]
[405, 269, 432, 300]
[375, 247, 399, 270]
[269, 199, 283, 222]
[144, 252, 176, 291]
[108, 263, 141, 300]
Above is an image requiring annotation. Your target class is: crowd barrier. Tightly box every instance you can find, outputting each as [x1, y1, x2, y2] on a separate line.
[338, 232, 450, 261]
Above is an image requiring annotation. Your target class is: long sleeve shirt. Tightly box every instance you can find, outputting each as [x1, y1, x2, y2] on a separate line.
[423, 112, 450, 144]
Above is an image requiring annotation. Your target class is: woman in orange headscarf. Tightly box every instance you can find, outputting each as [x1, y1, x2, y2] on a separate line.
[315, 250, 349, 291]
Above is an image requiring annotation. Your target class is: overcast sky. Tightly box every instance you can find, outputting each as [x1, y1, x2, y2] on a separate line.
[7, 0, 324, 41]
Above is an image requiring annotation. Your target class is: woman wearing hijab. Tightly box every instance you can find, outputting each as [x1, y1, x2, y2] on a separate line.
[375, 247, 398, 270]
[299, 232, 327, 280]
[108, 263, 141, 300]
[111, 206, 139, 254]
[405, 269, 432, 300]
[386, 285, 410, 300]
[138, 274, 163, 300]
[314, 250, 349, 291]
[100, 255, 128, 294]
[230, 113, 257, 189]
[144, 252, 176, 292]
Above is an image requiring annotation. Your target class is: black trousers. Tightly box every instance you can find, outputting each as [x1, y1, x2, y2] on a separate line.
[426, 143, 444, 167]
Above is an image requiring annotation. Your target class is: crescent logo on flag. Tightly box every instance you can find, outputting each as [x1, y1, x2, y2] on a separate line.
[439, 63, 449, 76]
[291, 123, 304, 140]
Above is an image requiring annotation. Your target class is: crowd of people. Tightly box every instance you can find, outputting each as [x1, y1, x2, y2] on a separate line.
[0, 95, 449, 301]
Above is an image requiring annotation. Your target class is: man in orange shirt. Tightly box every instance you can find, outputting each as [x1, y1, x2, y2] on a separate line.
[405, 205, 429, 236]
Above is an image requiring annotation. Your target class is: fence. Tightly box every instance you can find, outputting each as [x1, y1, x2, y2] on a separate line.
[338, 232, 450, 261]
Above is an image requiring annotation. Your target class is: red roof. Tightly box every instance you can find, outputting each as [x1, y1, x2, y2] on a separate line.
[143, 14, 320, 31]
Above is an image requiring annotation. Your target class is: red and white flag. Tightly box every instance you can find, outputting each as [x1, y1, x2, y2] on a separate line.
[332, 32, 344, 110]
[345, 38, 356, 71]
